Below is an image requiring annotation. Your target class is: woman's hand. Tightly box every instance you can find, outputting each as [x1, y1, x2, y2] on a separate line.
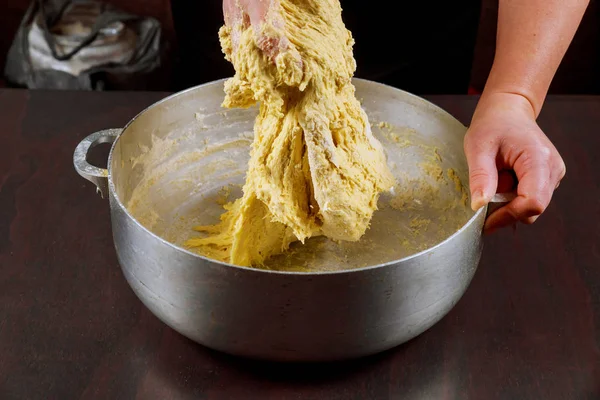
[464, 92, 566, 233]
[222, 0, 288, 60]
[223, 0, 269, 29]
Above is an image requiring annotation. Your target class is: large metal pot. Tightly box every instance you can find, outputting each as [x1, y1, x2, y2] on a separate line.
[74, 78, 508, 362]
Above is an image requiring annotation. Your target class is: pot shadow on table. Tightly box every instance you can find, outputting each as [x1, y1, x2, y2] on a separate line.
[205, 342, 398, 381]
[135, 322, 450, 399]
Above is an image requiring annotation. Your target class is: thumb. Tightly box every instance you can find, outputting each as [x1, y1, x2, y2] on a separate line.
[464, 135, 498, 211]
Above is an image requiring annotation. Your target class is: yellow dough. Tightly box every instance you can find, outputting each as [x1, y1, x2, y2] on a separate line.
[185, 0, 394, 266]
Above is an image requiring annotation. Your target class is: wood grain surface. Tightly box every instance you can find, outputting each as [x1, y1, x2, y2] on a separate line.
[1, 89, 599, 399]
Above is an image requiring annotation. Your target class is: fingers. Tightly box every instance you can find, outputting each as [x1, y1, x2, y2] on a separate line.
[226, 0, 270, 27]
[240, 0, 269, 27]
[484, 148, 556, 233]
[551, 155, 567, 188]
[484, 196, 544, 233]
[223, 0, 242, 27]
[222, 0, 284, 61]
[464, 134, 498, 211]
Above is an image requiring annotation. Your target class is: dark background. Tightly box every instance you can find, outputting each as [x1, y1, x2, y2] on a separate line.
[1, 0, 599, 94]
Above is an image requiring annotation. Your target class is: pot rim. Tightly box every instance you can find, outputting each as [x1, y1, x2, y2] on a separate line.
[107, 77, 485, 276]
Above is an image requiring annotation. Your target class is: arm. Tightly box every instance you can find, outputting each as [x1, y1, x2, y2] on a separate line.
[465, 0, 589, 232]
[481, 0, 589, 117]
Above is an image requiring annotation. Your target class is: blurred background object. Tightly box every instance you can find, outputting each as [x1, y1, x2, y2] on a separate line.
[0, 0, 599, 94]
[3, 0, 171, 90]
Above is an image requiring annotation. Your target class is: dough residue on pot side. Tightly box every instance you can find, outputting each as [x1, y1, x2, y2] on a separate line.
[185, 0, 394, 266]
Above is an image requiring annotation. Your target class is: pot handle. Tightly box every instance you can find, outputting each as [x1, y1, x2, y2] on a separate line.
[73, 129, 122, 199]
[485, 192, 518, 218]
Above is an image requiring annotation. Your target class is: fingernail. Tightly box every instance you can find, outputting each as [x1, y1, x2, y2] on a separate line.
[470, 191, 487, 211]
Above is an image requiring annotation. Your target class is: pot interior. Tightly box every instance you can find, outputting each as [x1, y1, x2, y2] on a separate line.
[110, 79, 474, 272]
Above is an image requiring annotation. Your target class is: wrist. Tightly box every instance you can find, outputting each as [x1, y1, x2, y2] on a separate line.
[478, 61, 545, 119]
[471, 90, 537, 125]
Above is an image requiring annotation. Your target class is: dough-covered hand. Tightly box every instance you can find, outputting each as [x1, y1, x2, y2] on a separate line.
[190, 0, 393, 266]
[464, 92, 566, 233]
[222, 0, 290, 60]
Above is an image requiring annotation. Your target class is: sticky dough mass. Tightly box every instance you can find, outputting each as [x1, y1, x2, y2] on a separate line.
[185, 0, 395, 266]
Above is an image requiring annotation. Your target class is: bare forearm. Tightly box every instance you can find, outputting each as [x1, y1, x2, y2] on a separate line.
[479, 0, 589, 117]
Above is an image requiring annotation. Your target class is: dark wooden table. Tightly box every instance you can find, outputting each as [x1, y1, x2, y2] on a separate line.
[1, 88, 599, 399]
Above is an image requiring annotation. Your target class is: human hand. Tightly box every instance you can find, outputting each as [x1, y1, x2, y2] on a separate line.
[222, 0, 289, 60]
[464, 92, 566, 234]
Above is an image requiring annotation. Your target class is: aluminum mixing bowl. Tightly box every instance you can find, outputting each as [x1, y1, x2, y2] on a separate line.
[74, 78, 506, 361]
